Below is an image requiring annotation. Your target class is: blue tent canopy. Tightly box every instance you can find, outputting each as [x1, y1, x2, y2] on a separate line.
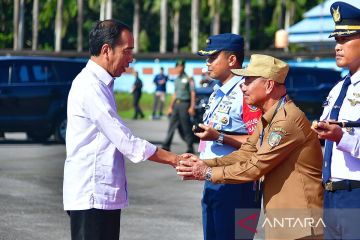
[288, 0, 360, 45]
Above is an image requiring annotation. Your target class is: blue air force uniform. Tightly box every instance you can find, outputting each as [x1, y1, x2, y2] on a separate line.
[321, 2, 360, 239]
[197, 33, 260, 240]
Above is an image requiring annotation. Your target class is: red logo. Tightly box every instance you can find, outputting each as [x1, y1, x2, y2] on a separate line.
[237, 213, 258, 233]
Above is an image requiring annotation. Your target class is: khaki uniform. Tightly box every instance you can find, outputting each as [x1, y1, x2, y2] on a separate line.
[205, 96, 324, 239]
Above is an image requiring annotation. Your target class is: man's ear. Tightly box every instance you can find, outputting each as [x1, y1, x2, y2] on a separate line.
[265, 79, 275, 94]
[100, 43, 111, 58]
[228, 54, 237, 67]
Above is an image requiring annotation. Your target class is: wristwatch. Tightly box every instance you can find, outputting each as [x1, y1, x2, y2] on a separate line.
[204, 167, 212, 181]
[216, 132, 224, 145]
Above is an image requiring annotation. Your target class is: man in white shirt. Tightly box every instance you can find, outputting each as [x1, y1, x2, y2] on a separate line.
[64, 19, 181, 240]
[311, 2, 360, 239]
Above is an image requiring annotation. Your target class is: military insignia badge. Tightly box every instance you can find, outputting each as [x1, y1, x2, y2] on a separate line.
[221, 116, 228, 124]
[206, 38, 210, 44]
[214, 124, 221, 130]
[348, 98, 360, 106]
[346, 127, 354, 135]
[353, 93, 360, 98]
[268, 131, 283, 147]
[332, 6, 341, 23]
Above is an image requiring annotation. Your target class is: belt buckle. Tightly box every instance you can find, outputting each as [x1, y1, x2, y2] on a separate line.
[324, 181, 334, 191]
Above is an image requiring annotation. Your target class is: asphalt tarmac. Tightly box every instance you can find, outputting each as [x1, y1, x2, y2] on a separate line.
[0, 119, 270, 240]
[0, 120, 204, 240]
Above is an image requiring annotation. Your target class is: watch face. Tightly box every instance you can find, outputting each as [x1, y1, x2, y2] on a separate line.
[205, 168, 212, 181]
[216, 133, 224, 145]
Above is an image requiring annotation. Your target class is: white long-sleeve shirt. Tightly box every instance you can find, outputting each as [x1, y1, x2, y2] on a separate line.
[320, 71, 360, 181]
[63, 60, 156, 210]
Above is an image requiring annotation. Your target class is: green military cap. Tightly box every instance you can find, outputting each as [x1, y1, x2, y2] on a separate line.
[231, 54, 289, 84]
[175, 59, 186, 67]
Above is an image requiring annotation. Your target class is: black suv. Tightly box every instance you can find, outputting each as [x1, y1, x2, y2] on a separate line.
[195, 66, 342, 123]
[0, 56, 86, 142]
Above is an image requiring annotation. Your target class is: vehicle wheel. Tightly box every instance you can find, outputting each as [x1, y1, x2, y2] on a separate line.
[54, 117, 67, 143]
[27, 131, 51, 142]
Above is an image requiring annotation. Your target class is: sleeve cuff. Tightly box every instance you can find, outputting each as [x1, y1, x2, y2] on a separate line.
[144, 142, 157, 161]
[337, 132, 354, 153]
[204, 158, 220, 167]
[211, 166, 224, 183]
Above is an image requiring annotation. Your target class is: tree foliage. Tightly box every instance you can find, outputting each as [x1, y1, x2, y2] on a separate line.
[1, 0, 325, 52]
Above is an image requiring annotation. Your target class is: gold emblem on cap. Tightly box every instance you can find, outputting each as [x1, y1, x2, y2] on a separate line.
[206, 39, 210, 44]
[332, 6, 341, 23]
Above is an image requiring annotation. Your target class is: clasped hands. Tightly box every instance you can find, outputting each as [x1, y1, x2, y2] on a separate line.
[175, 153, 209, 181]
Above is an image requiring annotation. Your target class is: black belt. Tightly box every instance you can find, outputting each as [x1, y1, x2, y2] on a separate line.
[323, 180, 360, 192]
[175, 99, 190, 103]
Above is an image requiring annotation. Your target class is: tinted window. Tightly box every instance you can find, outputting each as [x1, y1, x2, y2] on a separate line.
[12, 64, 31, 83]
[11, 61, 59, 84]
[0, 62, 11, 84]
[52, 61, 85, 82]
[32, 65, 53, 82]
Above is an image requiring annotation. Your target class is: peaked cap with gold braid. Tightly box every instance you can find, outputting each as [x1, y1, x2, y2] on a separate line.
[197, 33, 244, 56]
[329, 1, 360, 38]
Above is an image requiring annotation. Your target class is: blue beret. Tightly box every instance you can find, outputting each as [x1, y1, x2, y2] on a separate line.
[330, 1, 360, 37]
[197, 33, 244, 56]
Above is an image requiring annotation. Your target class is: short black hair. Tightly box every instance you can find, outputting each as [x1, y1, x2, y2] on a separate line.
[89, 19, 131, 56]
[223, 50, 244, 65]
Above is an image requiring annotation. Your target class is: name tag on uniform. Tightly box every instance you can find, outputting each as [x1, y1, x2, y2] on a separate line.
[181, 78, 188, 83]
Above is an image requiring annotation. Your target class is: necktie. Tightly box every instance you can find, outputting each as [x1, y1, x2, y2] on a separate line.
[322, 76, 351, 183]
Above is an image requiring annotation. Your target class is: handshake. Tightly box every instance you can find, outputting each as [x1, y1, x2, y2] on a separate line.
[174, 153, 211, 181]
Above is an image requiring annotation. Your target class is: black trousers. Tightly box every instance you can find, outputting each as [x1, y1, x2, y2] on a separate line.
[68, 209, 121, 240]
[162, 101, 194, 152]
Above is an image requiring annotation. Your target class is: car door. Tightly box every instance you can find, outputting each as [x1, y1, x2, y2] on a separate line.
[0, 60, 14, 130]
[2, 59, 56, 131]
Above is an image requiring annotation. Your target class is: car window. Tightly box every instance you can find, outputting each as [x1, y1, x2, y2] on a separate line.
[14, 65, 31, 83]
[52, 61, 85, 82]
[0, 62, 11, 84]
[32, 65, 53, 82]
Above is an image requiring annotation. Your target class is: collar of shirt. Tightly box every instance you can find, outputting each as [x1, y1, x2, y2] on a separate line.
[262, 95, 290, 124]
[87, 60, 115, 88]
[350, 70, 360, 85]
[217, 75, 242, 96]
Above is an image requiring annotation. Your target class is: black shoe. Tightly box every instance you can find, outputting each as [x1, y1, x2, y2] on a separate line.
[186, 148, 194, 154]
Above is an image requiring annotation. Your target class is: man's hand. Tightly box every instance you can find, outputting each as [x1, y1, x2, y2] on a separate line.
[167, 106, 173, 116]
[176, 157, 208, 181]
[188, 106, 196, 116]
[311, 120, 343, 144]
[194, 124, 220, 141]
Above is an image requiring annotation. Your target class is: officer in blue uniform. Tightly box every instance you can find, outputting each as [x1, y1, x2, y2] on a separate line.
[195, 33, 261, 240]
[312, 2, 360, 239]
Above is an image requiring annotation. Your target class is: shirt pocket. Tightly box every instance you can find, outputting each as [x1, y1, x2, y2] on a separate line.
[341, 103, 360, 122]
